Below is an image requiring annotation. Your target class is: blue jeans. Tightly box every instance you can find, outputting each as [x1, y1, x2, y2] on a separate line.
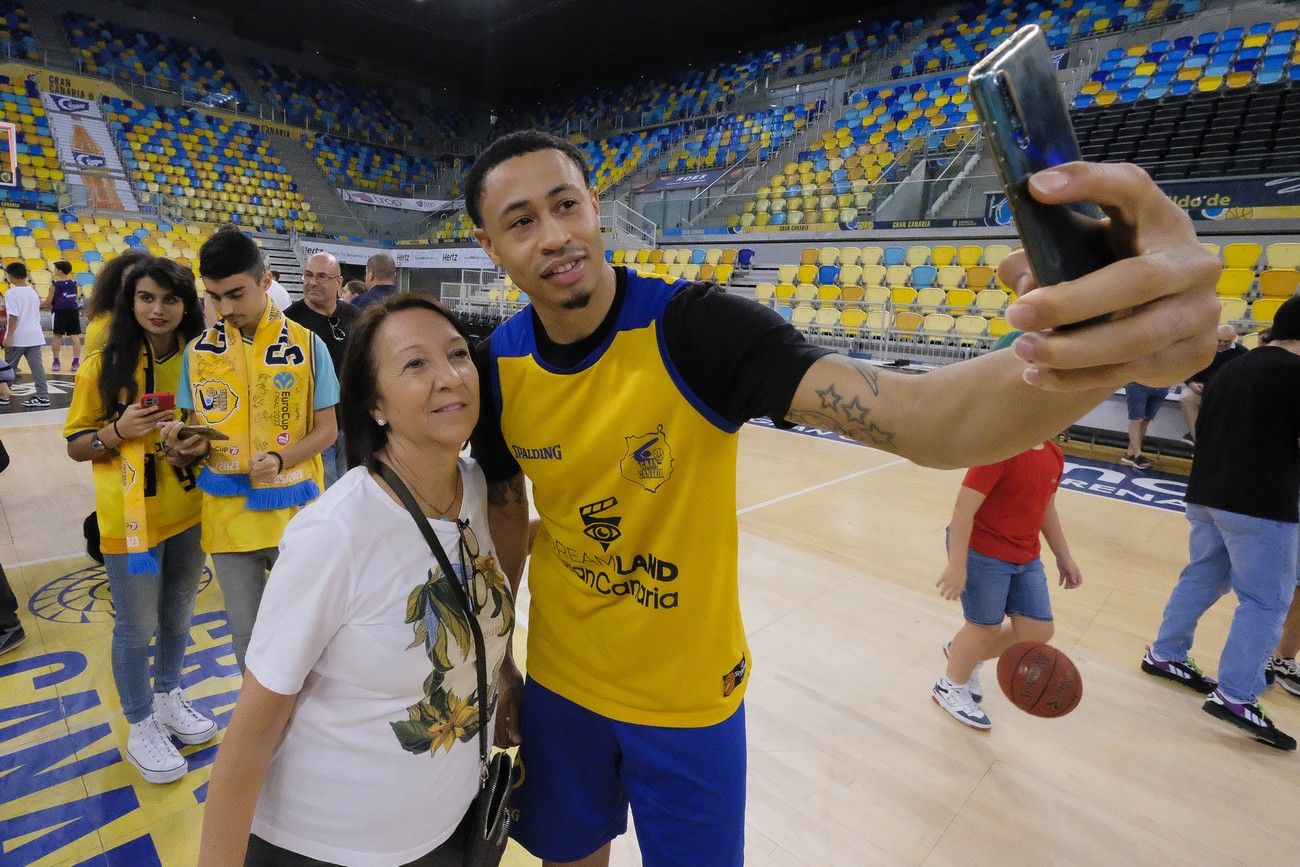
[1153, 504, 1300, 703]
[1125, 383, 1168, 421]
[211, 547, 279, 670]
[320, 430, 347, 488]
[103, 524, 205, 723]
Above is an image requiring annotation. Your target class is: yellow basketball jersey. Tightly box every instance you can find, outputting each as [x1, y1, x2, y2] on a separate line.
[491, 268, 749, 727]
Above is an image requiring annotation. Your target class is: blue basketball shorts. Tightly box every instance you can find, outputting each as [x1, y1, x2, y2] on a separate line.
[509, 677, 746, 866]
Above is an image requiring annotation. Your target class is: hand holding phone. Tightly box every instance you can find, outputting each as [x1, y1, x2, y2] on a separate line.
[140, 392, 175, 412]
[970, 26, 1117, 295]
[179, 424, 230, 441]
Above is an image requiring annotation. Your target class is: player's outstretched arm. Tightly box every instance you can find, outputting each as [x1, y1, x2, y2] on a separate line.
[786, 161, 1219, 468]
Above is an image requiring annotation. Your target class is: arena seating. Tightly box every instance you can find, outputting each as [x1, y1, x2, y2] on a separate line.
[305, 134, 448, 194]
[63, 13, 243, 104]
[0, 76, 61, 210]
[1210, 241, 1300, 333]
[902, 0, 1204, 78]
[1074, 19, 1299, 107]
[777, 19, 923, 78]
[0, 0, 38, 61]
[1074, 79, 1300, 178]
[105, 99, 320, 233]
[249, 61, 430, 146]
[657, 103, 824, 174]
[608, 247, 756, 286]
[0, 207, 205, 292]
[731, 74, 976, 232]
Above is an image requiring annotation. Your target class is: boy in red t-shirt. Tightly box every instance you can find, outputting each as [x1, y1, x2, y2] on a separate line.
[933, 440, 1083, 730]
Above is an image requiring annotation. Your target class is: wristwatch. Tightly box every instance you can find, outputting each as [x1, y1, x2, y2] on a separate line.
[90, 432, 106, 452]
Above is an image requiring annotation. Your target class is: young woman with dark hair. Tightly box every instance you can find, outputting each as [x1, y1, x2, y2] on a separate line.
[63, 256, 217, 785]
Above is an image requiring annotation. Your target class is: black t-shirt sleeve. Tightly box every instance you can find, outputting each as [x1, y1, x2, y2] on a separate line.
[469, 337, 523, 482]
[662, 283, 834, 428]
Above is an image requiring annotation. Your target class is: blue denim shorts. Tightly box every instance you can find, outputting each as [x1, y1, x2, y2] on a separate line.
[960, 549, 1054, 626]
[1125, 384, 1169, 421]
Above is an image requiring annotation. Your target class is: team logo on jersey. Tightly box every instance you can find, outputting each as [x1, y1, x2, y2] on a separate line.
[620, 425, 674, 493]
[194, 379, 239, 425]
[722, 655, 747, 697]
[579, 497, 622, 550]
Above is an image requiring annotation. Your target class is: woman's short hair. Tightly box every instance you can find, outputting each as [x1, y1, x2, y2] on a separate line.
[339, 293, 474, 471]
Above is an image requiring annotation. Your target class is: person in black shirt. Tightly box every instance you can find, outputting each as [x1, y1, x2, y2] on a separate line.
[285, 252, 359, 487]
[462, 131, 1220, 866]
[1143, 294, 1300, 751]
[1178, 323, 1247, 443]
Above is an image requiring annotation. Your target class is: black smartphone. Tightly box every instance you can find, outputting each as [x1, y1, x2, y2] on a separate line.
[970, 25, 1117, 304]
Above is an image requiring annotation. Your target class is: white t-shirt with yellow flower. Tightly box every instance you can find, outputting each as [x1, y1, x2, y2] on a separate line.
[246, 458, 514, 866]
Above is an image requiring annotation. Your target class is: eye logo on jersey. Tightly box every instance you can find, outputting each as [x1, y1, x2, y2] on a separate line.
[621, 425, 674, 493]
[194, 379, 239, 425]
[722, 654, 747, 697]
[579, 497, 622, 551]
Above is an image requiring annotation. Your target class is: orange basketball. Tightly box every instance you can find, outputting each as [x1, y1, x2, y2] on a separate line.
[997, 642, 1083, 717]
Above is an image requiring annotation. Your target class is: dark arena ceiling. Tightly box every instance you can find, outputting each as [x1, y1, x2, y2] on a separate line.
[180, 0, 932, 108]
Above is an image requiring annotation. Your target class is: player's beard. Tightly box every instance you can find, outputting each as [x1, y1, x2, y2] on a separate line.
[561, 290, 592, 310]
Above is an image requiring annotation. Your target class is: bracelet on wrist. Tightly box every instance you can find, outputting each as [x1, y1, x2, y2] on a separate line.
[267, 450, 284, 474]
[111, 418, 123, 442]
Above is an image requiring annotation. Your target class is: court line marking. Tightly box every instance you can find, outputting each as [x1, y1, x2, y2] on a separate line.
[737, 457, 909, 515]
[13, 551, 93, 568]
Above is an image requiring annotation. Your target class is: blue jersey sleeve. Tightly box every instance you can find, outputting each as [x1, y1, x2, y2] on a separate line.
[177, 351, 193, 410]
[312, 334, 340, 410]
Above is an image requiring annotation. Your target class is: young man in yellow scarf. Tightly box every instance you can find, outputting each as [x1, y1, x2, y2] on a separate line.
[163, 227, 339, 671]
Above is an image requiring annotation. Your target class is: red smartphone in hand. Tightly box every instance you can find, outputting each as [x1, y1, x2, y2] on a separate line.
[140, 392, 175, 412]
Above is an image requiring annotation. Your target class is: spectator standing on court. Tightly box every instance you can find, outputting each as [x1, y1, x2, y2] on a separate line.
[83, 250, 150, 357]
[934, 334, 1082, 731]
[1121, 381, 1167, 470]
[64, 257, 215, 784]
[161, 227, 338, 671]
[266, 269, 293, 311]
[0, 437, 22, 655]
[1177, 324, 1245, 444]
[341, 279, 365, 305]
[4, 262, 49, 408]
[1142, 294, 1300, 751]
[464, 130, 1219, 865]
[351, 253, 398, 311]
[286, 252, 358, 487]
[46, 260, 83, 373]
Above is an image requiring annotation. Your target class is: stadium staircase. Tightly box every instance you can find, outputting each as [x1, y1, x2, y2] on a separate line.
[266, 132, 369, 237]
[24, 0, 75, 70]
[255, 232, 304, 303]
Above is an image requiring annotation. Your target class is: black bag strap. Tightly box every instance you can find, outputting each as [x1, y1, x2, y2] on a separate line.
[377, 462, 491, 782]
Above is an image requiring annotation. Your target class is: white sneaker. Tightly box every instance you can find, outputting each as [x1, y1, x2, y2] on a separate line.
[933, 678, 992, 731]
[153, 688, 218, 745]
[943, 642, 984, 703]
[126, 715, 187, 784]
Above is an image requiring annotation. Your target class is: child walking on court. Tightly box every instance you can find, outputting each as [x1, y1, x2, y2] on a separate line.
[933, 432, 1083, 730]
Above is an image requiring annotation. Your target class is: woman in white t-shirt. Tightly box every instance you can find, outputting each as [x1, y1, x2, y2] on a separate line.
[200, 295, 521, 867]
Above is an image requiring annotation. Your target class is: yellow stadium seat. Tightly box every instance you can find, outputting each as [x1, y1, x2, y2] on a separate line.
[983, 245, 1013, 267]
[863, 284, 891, 309]
[861, 265, 887, 287]
[906, 245, 931, 267]
[885, 264, 912, 287]
[755, 283, 776, 304]
[890, 286, 918, 308]
[841, 307, 868, 337]
[774, 283, 796, 303]
[975, 289, 1010, 317]
[954, 314, 989, 346]
[1266, 242, 1300, 270]
[714, 264, 734, 285]
[791, 303, 816, 331]
[796, 264, 819, 285]
[813, 307, 840, 333]
[988, 317, 1013, 338]
[965, 266, 995, 290]
[794, 283, 817, 304]
[1250, 298, 1284, 323]
[799, 248, 819, 266]
[1222, 242, 1263, 270]
[1215, 268, 1255, 297]
[777, 264, 798, 283]
[936, 265, 965, 290]
[839, 246, 862, 267]
[931, 245, 957, 267]
[916, 287, 946, 314]
[1219, 297, 1247, 324]
[840, 285, 865, 306]
[860, 246, 884, 266]
[865, 309, 893, 338]
[1259, 269, 1300, 298]
[945, 288, 976, 315]
[893, 310, 924, 341]
[1201, 242, 1220, 259]
[818, 247, 839, 265]
[817, 284, 841, 304]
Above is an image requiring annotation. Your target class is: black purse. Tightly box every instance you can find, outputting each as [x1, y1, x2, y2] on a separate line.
[378, 463, 513, 867]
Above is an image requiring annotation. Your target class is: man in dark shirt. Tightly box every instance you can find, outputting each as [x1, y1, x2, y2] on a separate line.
[462, 130, 1219, 866]
[1143, 295, 1300, 751]
[351, 253, 398, 311]
[1178, 323, 1247, 442]
[285, 251, 358, 487]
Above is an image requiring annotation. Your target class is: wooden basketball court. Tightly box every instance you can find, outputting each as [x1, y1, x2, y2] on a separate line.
[2, 412, 1296, 865]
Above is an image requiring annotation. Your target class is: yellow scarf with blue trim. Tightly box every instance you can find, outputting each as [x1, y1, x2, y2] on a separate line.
[188, 300, 319, 511]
